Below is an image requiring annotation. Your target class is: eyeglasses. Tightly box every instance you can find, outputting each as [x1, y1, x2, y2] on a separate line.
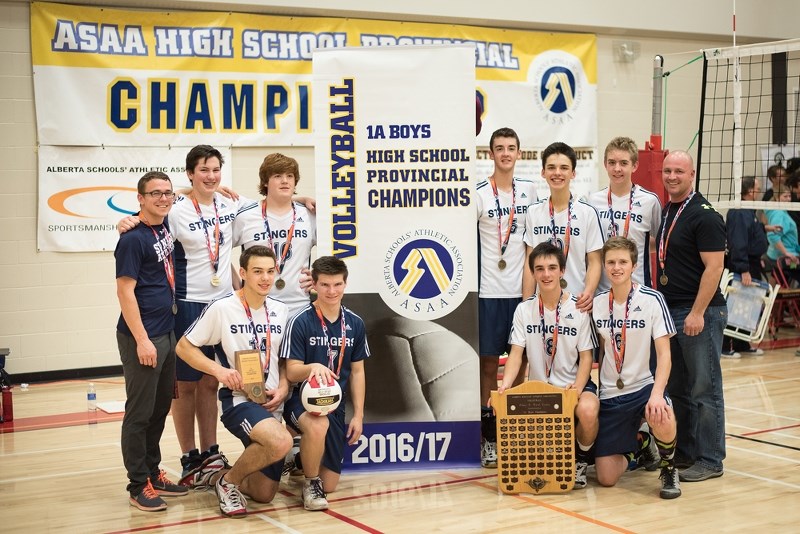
[142, 191, 176, 199]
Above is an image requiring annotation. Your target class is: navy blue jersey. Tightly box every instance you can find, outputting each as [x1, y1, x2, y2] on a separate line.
[115, 222, 175, 337]
[279, 304, 369, 400]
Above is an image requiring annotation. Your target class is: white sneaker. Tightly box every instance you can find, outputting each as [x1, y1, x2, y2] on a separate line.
[481, 439, 498, 468]
[721, 350, 741, 359]
[574, 462, 588, 489]
[215, 475, 247, 518]
[302, 477, 329, 511]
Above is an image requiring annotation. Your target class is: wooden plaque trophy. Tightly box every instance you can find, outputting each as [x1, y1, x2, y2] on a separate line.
[234, 349, 267, 404]
[490, 381, 578, 495]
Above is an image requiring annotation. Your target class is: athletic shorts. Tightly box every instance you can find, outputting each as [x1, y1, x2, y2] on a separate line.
[479, 297, 521, 356]
[595, 383, 671, 457]
[175, 300, 223, 382]
[220, 401, 284, 482]
[284, 394, 347, 475]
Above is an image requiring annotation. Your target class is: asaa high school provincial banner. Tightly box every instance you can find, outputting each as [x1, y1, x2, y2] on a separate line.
[31, 2, 597, 251]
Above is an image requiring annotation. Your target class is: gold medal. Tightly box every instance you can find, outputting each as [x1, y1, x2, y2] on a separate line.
[498, 259, 507, 270]
[275, 278, 286, 290]
[211, 274, 221, 287]
[560, 279, 568, 289]
[659, 274, 668, 286]
[171, 302, 178, 315]
[616, 377, 624, 389]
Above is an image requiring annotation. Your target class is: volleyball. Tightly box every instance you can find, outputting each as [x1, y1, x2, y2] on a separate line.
[300, 376, 342, 416]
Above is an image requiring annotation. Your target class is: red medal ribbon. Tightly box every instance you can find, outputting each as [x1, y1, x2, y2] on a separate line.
[658, 192, 695, 273]
[608, 283, 636, 377]
[607, 185, 636, 238]
[549, 197, 572, 260]
[261, 199, 296, 276]
[190, 194, 221, 274]
[237, 290, 272, 375]
[489, 177, 516, 259]
[314, 304, 346, 377]
[538, 291, 563, 380]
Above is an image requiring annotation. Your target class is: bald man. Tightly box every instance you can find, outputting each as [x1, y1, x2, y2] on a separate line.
[655, 151, 727, 483]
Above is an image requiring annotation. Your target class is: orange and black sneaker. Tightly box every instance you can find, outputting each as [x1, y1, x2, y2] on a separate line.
[151, 469, 188, 497]
[129, 479, 167, 512]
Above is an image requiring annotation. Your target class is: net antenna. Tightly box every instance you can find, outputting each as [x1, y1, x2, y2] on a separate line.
[696, 38, 800, 211]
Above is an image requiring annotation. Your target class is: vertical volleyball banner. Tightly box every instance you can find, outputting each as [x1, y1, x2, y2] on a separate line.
[314, 45, 480, 470]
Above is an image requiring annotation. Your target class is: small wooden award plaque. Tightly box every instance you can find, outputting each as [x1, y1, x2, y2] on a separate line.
[234, 349, 267, 404]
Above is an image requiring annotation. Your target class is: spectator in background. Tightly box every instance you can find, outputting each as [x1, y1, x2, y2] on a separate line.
[764, 181, 800, 286]
[761, 164, 788, 201]
[722, 176, 771, 359]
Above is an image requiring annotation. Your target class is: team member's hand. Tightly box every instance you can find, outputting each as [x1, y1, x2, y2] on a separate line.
[307, 363, 338, 385]
[645, 393, 671, 426]
[215, 367, 243, 391]
[137, 339, 158, 368]
[263, 382, 288, 412]
[346, 415, 363, 445]
[741, 271, 752, 286]
[217, 185, 239, 201]
[565, 382, 577, 390]
[575, 291, 593, 313]
[298, 268, 313, 294]
[683, 311, 705, 336]
[117, 215, 140, 234]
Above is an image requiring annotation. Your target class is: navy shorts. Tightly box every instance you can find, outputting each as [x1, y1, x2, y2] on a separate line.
[479, 297, 520, 356]
[284, 393, 347, 475]
[175, 300, 223, 382]
[595, 383, 671, 457]
[220, 400, 284, 482]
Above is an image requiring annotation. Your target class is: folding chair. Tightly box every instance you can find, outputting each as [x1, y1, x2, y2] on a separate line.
[768, 257, 800, 337]
[719, 269, 778, 344]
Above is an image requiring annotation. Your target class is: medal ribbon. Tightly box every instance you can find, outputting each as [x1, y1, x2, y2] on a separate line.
[489, 177, 516, 259]
[237, 290, 272, 375]
[261, 199, 296, 276]
[190, 194, 221, 274]
[608, 283, 636, 378]
[538, 291, 563, 380]
[548, 196, 572, 260]
[607, 185, 636, 238]
[314, 304, 347, 376]
[658, 192, 695, 273]
[141, 217, 176, 306]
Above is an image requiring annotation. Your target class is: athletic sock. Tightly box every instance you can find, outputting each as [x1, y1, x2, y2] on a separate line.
[576, 440, 593, 463]
[655, 436, 677, 468]
[481, 406, 496, 442]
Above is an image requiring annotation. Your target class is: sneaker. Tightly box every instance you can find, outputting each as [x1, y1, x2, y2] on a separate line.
[184, 453, 231, 488]
[659, 466, 682, 499]
[302, 477, 329, 511]
[638, 432, 661, 471]
[129, 480, 167, 512]
[151, 470, 188, 497]
[740, 348, 764, 356]
[215, 475, 247, 518]
[574, 461, 588, 489]
[721, 350, 741, 359]
[678, 463, 723, 482]
[481, 439, 498, 468]
[179, 449, 203, 483]
[282, 438, 302, 477]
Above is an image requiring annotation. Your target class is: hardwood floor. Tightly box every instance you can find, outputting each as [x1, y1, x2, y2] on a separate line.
[2, 347, 799, 533]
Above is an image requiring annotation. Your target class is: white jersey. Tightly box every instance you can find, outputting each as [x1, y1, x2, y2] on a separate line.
[588, 185, 662, 289]
[508, 293, 596, 388]
[233, 201, 317, 315]
[592, 284, 675, 400]
[171, 192, 256, 303]
[476, 178, 538, 298]
[523, 198, 604, 293]
[184, 293, 289, 417]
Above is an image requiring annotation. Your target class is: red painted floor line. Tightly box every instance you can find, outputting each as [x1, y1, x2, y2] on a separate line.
[324, 508, 383, 533]
[0, 410, 124, 433]
[740, 423, 800, 437]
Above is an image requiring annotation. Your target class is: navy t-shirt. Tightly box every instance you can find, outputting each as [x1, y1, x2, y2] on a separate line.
[279, 303, 370, 409]
[115, 222, 176, 337]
